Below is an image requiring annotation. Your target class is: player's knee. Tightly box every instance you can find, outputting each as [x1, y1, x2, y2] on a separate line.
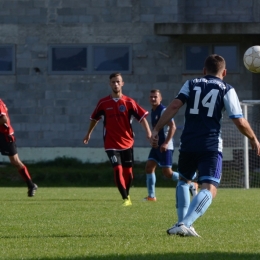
[201, 183, 217, 198]
[10, 160, 21, 168]
[145, 165, 156, 173]
[162, 168, 172, 178]
[211, 188, 217, 198]
[145, 166, 152, 173]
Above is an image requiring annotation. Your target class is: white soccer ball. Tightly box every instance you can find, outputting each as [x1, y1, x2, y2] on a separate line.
[243, 46, 260, 73]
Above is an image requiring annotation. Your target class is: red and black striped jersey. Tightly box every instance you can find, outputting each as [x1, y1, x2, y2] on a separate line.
[0, 99, 14, 135]
[90, 95, 148, 150]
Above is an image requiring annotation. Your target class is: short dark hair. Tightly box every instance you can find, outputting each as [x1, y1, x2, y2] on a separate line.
[150, 89, 161, 94]
[150, 89, 162, 98]
[204, 54, 226, 74]
[109, 72, 122, 80]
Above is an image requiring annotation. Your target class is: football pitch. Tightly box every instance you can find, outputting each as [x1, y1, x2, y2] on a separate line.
[0, 187, 260, 260]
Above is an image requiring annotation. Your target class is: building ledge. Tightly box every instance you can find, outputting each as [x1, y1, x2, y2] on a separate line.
[154, 22, 260, 35]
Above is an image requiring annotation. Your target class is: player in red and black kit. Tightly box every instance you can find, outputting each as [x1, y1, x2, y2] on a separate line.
[83, 72, 151, 206]
[0, 99, 38, 197]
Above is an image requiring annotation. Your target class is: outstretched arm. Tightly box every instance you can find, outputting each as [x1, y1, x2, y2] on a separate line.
[140, 117, 151, 139]
[83, 120, 99, 144]
[232, 118, 260, 156]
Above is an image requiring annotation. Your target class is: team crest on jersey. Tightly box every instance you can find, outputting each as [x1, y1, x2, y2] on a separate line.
[155, 115, 158, 120]
[119, 105, 126, 112]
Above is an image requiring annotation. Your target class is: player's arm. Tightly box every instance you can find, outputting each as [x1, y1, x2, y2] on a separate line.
[160, 120, 176, 152]
[224, 88, 260, 155]
[140, 117, 152, 140]
[0, 114, 8, 125]
[151, 99, 183, 147]
[0, 114, 8, 129]
[232, 118, 260, 155]
[83, 119, 99, 144]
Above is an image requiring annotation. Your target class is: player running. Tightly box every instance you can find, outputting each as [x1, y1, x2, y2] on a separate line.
[0, 99, 38, 197]
[151, 54, 260, 237]
[83, 72, 151, 206]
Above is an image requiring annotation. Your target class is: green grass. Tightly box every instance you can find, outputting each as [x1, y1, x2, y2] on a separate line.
[0, 187, 260, 260]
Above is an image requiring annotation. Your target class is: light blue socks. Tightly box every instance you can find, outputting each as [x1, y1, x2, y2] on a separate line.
[182, 189, 212, 227]
[146, 173, 156, 198]
[172, 171, 179, 181]
[176, 180, 191, 222]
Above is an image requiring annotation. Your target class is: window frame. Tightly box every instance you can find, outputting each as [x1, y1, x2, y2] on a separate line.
[48, 44, 88, 75]
[48, 44, 132, 75]
[0, 45, 15, 75]
[183, 43, 239, 73]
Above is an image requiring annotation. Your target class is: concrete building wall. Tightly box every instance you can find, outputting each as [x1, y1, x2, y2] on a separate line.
[184, 0, 255, 22]
[0, 0, 258, 162]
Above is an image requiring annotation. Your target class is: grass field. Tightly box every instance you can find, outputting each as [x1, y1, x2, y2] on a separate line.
[0, 187, 260, 260]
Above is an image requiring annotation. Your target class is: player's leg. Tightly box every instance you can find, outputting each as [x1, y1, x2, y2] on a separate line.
[158, 149, 190, 222]
[159, 149, 178, 180]
[181, 151, 221, 227]
[106, 150, 129, 204]
[167, 151, 197, 235]
[9, 154, 38, 196]
[162, 167, 179, 180]
[175, 177, 191, 222]
[121, 148, 134, 202]
[144, 159, 157, 201]
[189, 173, 199, 197]
[167, 149, 198, 195]
[122, 166, 133, 196]
[169, 182, 215, 237]
[0, 133, 37, 197]
[144, 147, 159, 201]
[168, 151, 222, 237]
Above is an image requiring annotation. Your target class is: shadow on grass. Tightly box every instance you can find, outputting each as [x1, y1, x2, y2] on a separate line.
[23, 253, 260, 260]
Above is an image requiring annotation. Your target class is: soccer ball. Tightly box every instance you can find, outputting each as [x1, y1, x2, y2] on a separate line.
[243, 46, 260, 73]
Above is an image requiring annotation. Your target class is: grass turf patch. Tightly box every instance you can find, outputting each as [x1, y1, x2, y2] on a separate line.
[0, 187, 260, 259]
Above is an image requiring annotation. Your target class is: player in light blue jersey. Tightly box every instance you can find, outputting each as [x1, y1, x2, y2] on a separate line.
[144, 89, 198, 202]
[151, 54, 260, 237]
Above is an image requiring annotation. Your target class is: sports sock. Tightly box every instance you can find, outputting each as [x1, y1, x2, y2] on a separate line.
[189, 182, 198, 196]
[171, 171, 179, 181]
[123, 167, 133, 196]
[190, 182, 196, 189]
[146, 173, 156, 198]
[176, 180, 190, 222]
[113, 165, 128, 200]
[182, 189, 213, 227]
[18, 166, 32, 184]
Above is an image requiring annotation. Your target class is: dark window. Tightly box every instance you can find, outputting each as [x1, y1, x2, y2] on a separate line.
[51, 47, 87, 72]
[49, 45, 132, 74]
[185, 45, 209, 71]
[184, 44, 238, 73]
[93, 46, 129, 72]
[214, 45, 237, 71]
[0, 46, 15, 74]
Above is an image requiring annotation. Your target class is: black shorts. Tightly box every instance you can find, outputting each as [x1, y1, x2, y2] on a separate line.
[106, 148, 134, 168]
[0, 133, 17, 156]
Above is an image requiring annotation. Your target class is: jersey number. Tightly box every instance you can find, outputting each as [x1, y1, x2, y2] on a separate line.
[189, 86, 219, 117]
[110, 155, 117, 164]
